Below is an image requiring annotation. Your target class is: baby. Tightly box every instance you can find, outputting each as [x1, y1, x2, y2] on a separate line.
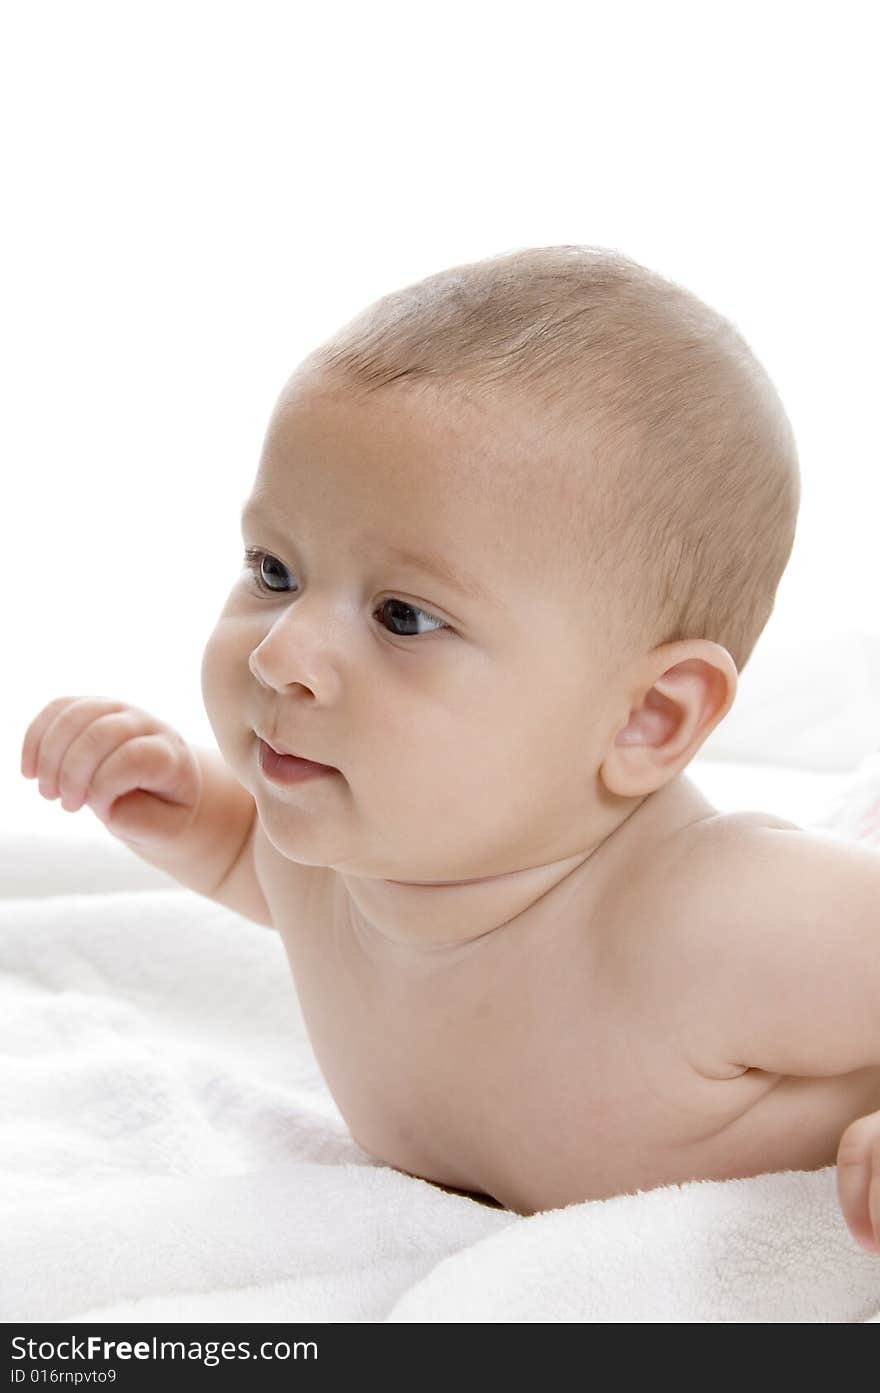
[20, 244, 880, 1254]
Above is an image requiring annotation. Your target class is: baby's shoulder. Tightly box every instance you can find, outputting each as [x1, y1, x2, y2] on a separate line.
[651, 804, 804, 881]
[627, 804, 880, 1081]
[598, 806, 805, 1077]
[641, 804, 806, 923]
[606, 798, 803, 917]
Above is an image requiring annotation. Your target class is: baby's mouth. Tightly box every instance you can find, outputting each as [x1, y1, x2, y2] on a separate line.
[385, 873, 509, 887]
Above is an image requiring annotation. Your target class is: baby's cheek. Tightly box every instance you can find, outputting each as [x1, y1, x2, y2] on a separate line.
[200, 628, 246, 742]
[200, 632, 224, 707]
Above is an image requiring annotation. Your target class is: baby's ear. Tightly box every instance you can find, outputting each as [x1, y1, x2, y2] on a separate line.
[601, 641, 737, 797]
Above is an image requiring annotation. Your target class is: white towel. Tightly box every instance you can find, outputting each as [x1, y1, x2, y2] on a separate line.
[4, 756, 880, 1322]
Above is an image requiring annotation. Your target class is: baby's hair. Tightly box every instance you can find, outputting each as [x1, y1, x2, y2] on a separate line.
[294, 244, 800, 673]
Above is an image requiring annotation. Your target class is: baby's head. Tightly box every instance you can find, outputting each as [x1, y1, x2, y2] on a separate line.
[201, 245, 800, 889]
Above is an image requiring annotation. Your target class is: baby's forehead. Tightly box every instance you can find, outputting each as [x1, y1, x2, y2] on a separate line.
[280, 371, 575, 475]
[265, 375, 594, 572]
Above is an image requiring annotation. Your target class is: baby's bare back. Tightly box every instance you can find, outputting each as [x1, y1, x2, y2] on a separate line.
[255, 776, 880, 1215]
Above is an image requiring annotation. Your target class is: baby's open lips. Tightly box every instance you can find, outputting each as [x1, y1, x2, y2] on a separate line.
[386, 871, 516, 887]
[256, 732, 337, 768]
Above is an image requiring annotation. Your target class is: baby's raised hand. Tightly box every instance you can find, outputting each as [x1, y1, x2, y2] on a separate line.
[21, 695, 202, 850]
[836, 1109, 880, 1255]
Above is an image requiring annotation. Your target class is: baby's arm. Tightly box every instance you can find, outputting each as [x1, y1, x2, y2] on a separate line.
[123, 742, 267, 922]
[669, 821, 880, 1079]
[665, 819, 880, 1254]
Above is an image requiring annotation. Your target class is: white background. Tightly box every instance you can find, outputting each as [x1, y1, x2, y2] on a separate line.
[3, 0, 878, 838]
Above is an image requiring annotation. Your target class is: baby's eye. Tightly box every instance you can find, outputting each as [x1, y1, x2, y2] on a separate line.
[242, 548, 451, 639]
[244, 548, 291, 593]
[375, 598, 449, 638]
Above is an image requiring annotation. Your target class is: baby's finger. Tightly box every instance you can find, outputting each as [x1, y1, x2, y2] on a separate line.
[52, 708, 156, 812]
[21, 696, 80, 780]
[837, 1127, 880, 1254]
[86, 735, 197, 836]
[31, 697, 128, 800]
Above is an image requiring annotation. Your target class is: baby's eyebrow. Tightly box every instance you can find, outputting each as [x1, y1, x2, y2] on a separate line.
[379, 542, 503, 607]
[239, 500, 503, 608]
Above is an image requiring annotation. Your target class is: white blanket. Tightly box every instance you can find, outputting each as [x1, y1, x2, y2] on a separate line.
[4, 762, 880, 1322]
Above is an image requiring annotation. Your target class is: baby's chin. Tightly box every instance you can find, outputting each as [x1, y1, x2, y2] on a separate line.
[252, 799, 341, 866]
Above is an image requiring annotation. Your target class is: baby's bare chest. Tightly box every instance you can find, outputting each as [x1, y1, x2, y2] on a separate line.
[272, 879, 880, 1214]
[271, 878, 744, 1205]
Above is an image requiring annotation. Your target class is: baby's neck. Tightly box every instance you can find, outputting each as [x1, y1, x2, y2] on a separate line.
[335, 788, 660, 963]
